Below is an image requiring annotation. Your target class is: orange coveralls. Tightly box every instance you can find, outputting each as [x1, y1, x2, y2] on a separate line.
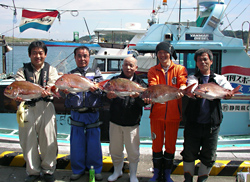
[148, 61, 187, 154]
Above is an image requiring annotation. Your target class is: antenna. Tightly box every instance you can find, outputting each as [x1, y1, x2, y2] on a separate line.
[83, 17, 92, 41]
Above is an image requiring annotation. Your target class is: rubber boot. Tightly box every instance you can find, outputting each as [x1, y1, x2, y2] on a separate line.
[163, 169, 173, 182]
[129, 162, 138, 182]
[197, 162, 212, 182]
[183, 161, 195, 182]
[163, 152, 174, 182]
[197, 175, 208, 182]
[149, 152, 163, 182]
[184, 172, 193, 182]
[108, 162, 123, 182]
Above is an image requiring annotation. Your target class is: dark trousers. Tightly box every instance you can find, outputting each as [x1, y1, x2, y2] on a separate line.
[181, 122, 220, 167]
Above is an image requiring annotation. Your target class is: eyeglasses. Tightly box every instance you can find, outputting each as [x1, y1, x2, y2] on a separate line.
[77, 54, 89, 58]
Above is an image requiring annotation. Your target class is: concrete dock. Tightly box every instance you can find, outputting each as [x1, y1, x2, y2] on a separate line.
[0, 136, 250, 182]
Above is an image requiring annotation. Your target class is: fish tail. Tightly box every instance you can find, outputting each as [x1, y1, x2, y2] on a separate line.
[96, 79, 110, 90]
[49, 85, 61, 98]
[232, 85, 242, 95]
[184, 83, 196, 99]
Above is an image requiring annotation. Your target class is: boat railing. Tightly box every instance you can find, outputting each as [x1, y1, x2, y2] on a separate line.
[98, 42, 127, 49]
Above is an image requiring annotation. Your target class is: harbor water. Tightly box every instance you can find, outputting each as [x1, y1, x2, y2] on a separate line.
[1, 45, 85, 75]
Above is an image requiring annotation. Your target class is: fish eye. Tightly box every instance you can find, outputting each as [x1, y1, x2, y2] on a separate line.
[60, 78, 63, 81]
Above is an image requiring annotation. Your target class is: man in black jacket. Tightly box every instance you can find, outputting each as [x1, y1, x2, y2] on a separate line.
[106, 57, 147, 182]
[181, 48, 234, 182]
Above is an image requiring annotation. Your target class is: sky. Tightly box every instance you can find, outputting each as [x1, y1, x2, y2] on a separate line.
[0, 0, 250, 41]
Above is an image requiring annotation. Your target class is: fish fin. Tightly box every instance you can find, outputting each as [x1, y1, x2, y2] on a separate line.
[183, 83, 196, 99]
[96, 79, 110, 90]
[232, 85, 242, 95]
[186, 94, 196, 99]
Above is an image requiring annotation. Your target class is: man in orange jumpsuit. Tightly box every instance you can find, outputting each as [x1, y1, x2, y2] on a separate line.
[144, 42, 187, 182]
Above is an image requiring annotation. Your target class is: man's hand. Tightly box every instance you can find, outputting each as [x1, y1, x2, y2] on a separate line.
[130, 92, 140, 98]
[89, 85, 98, 92]
[42, 87, 52, 98]
[61, 89, 70, 95]
[224, 93, 233, 100]
[107, 91, 117, 99]
[143, 98, 154, 105]
[176, 92, 184, 99]
[14, 97, 24, 102]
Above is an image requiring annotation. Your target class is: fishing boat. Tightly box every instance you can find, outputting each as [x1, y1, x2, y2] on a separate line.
[42, 17, 101, 48]
[42, 40, 101, 48]
[129, 0, 250, 138]
[90, 23, 150, 80]
[0, 0, 250, 145]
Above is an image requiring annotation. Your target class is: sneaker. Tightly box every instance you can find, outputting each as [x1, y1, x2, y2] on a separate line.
[24, 175, 39, 182]
[70, 173, 84, 181]
[95, 173, 103, 181]
[44, 174, 55, 182]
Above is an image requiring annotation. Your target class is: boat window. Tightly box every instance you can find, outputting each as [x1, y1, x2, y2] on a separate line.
[107, 59, 123, 71]
[96, 59, 105, 71]
[175, 52, 196, 75]
[174, 50, 221, 75]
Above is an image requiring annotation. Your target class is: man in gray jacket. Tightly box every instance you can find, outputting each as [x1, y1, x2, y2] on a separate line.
[15, 41, 58, 182]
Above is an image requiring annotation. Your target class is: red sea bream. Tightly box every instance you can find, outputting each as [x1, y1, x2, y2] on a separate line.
[54, 74, 96, 93]
[141, 84, 195, 103]
[4, 81, 45, 101]
[101, 78, 147, 97]
[193, 82, 241, 100]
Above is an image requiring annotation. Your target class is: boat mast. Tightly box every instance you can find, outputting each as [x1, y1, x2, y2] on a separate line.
[196, 0, 199, 20]
[178, 0, 181, 25]
[177, 0, 182, 40]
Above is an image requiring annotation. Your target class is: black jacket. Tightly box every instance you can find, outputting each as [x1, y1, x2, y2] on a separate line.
[185, 71, 223, 128]
[23, 62, 50, 87]
[109, 72, 148, 126]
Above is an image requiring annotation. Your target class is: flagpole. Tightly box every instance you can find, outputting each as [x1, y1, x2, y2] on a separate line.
[1, 35, 7, 74]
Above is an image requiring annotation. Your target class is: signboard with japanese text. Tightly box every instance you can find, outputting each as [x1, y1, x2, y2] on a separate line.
[222, 104, 249, 112]
[222, 66, 250, 94]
